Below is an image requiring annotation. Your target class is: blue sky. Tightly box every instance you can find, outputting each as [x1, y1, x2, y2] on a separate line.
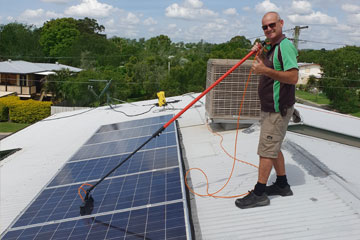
[1, 0, 360, 49]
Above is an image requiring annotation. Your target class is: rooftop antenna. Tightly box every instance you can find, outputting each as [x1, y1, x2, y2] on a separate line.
[88, 79, 112, 103]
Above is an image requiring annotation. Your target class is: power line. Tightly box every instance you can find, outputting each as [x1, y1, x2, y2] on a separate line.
[0, 77, 161, 85]
[297, 39, 347, 46]
[0, 54, 135, 59]
[321, 76, 360, 82]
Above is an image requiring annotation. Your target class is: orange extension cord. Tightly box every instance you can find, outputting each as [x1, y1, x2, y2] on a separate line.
[184, 50, 260, 199]
[78, 183, 94, 202]
[77, 51, 261, 203]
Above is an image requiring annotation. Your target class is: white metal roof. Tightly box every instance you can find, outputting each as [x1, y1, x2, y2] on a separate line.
[0, 95, 359, 239]
[0, 60, 81, 74]
[298, 62, 321, 67]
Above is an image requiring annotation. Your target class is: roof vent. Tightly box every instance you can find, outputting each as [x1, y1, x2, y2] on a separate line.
[8, 59, 12, 63]
[55, 62, 59, 65]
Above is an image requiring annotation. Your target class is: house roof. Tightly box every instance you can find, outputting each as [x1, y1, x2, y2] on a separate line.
[1, 94, 360, 239]
[298, 62, 321, 67]
[0, 60, 81, 75]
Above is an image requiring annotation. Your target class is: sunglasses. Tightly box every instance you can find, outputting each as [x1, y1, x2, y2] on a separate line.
[262, 22, 277, 31]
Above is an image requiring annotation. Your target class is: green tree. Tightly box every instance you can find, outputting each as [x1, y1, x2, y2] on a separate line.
[145, 35, 172, 56]
[44, 69, 73, 103]
[40, 18, 80, 58]
[319, 46, 360, 112]
[76, 17, 105, 35]
[0, 23, 43, 61]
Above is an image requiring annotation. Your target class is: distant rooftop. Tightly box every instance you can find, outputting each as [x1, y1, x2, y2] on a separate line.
[0, 60, 82, 75]
[298, 62, 321, 67]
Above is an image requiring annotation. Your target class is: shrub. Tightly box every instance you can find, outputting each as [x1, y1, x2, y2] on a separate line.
[0, 104, 9, 121]
[0, 96, 20, 122]
[0, 96, 51, 123]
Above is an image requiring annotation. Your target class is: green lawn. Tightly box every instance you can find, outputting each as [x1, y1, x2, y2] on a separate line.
[295, 90, 330, 105]
[352, 111, 360, 118]
[0, 122, 30, 133]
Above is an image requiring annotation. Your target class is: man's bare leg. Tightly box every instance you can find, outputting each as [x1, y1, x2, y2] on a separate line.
[272, 151, 286, 176]
[258, 156, 274, 184]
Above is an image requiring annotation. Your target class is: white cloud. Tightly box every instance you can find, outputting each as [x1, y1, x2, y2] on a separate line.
[143, 17, 157, 26]
[16, 8, 64, 26]
[215, 18, 228, 25]
[165, 1, 217, 20]
[41, 0, 71, 3]
[349, 29, 360, 37]
[20, 9, 45, 19]
[348, 13, 360, 24]
[223, 8, 237, 16]
[19, 8, 62, 21]
[65, 0, 114, 18]
[184, 0, 203, 9]
[106, 18, 114, 27]
[123, 12, 140, 25]
[341, 4, 360, 13]
[45, 11, 62, 18]
[255, 0, 281, 14]
[333, 24, 353, 32]
[242, 6, 251, 11]
[168, 23, 177, 29]
[291, 1, 312, 14]
[288, 11, 337, 25]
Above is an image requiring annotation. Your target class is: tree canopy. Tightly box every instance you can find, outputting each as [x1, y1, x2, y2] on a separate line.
[0, 18, 359, 113]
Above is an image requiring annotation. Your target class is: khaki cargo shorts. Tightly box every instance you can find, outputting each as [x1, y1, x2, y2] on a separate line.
[257, 106, 294, 159]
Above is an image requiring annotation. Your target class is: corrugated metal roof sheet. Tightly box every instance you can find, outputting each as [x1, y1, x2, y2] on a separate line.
[0, 60, 81, 74]
[178, 101, 360, 240]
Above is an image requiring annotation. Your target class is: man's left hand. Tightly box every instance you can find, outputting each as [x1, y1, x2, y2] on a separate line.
[251, 58, 267, 75]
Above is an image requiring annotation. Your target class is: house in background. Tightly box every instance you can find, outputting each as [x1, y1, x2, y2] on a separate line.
[0, 60, 81, 99]
[298, 62, 322, 85]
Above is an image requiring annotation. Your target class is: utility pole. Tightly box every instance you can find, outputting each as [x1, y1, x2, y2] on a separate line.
[293, 26, 308, 50]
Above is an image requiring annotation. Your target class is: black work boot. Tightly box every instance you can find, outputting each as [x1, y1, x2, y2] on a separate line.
[235, 191, 270, 209]
[265, 183, 293, 196]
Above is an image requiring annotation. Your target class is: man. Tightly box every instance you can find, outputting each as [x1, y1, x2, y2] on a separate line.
[235, 11, 298, 209]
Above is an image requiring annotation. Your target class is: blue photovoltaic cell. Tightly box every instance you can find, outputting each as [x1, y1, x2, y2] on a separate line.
[96, 115, 173, 134]
[48, 146, 179, 187]
[2, 202, 187, 240]
[1, 115, 190, 240]
[85, 123, 175, 145]
[70, 131, 177, 161]
[12, 168, 182, 228]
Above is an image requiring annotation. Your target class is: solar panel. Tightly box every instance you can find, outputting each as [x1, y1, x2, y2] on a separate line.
[4, 202, 187, 240]
[1, 114, 191, 240]
[70, 130, 176, 161]
[48, 146, 179, 187]
[12, 168, 183, 227]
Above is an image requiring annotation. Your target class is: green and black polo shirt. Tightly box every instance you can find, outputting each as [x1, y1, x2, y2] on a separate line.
[258, 34, 298, 114]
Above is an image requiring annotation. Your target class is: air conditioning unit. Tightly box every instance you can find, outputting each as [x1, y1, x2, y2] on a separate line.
[205, 59, 261, 124]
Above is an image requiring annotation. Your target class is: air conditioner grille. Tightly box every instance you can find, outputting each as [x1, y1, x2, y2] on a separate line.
[206, 59, 261, 121]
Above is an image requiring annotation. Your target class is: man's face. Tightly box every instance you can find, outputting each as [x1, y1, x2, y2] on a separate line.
[262, 13, 283, 42]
